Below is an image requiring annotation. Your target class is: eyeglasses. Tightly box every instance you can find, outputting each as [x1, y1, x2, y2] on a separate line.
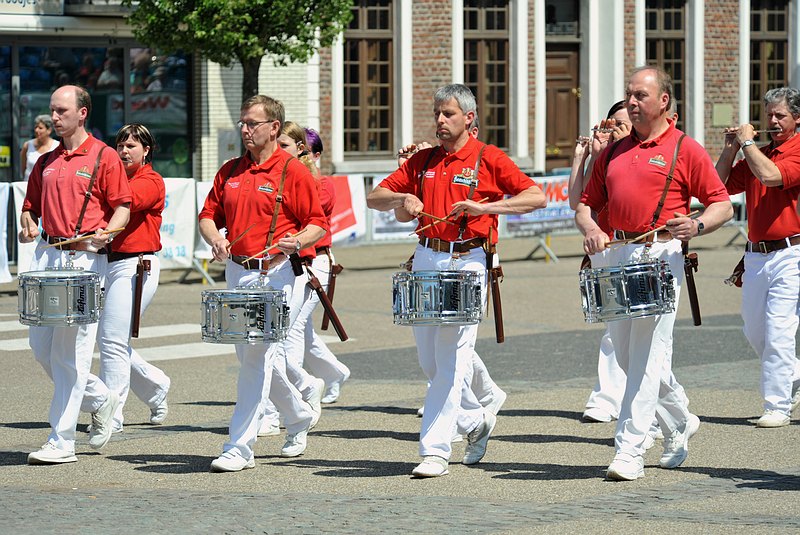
[236, 120, 273, 131]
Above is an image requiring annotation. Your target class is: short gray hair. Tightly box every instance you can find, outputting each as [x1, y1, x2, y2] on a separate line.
[764, 87, 800, 117]
[434, 84, 477, 115]
[34, 114, 53, 129]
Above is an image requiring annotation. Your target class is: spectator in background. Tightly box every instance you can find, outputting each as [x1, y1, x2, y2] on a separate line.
[20, 114, 59, 181]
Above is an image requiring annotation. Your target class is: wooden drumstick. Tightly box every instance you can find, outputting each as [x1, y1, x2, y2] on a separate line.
[417, 211, 455, 225]
[43, 228, 125, 248]
[605, 210, 700, 247]
[241, 228, 308, 263]
[412, 197, 490, 235]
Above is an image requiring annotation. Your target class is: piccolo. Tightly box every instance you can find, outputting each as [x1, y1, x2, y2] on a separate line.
[591, 127, 618, 133]
[723, 128, 780, 135]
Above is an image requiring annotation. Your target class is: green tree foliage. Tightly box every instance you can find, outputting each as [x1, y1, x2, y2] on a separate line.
[124, 0, 353, 101]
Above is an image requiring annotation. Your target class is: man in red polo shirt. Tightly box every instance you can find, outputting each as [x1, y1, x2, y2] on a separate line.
[577, 66, 732, 481]
[199, 95, 327, 472]
[367, 84, 546, 478]
[716, 87, 800, 428]
[19, 85, 131, 464]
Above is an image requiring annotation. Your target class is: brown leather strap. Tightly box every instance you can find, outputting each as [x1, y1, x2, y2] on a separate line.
[131, 255, 147, 338]
[650, 134, 686, 229]
[306, 266, 348, 342]
[264, 158, 293, 250]
[457, 144, 486, 241]
[74, 146, 107, 237]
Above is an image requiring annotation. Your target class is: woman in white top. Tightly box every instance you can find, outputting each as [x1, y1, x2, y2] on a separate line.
[21, 115, 60, 181]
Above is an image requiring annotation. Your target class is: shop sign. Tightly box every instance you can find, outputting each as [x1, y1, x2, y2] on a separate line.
[0, 0, 64, 16]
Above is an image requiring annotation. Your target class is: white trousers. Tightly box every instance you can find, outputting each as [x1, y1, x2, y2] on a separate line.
[584, 328, 625, 418]
[96, 254, 170, 429]
[284, 252, 349, 392]
[592, 240, 690, 457]
[412, 244, 488, 460]
[27, 246, 108, 452]
[223, 260, 313, 461]
[741, 245, 800, 415]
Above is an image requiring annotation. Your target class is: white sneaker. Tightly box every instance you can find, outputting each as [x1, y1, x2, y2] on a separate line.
[304, 378, 325, 429]
[89, 391, 120, 450]
[150, 398, 168, 425]
[463, 412, 496, 465]
[281, 430, 308, 457]
[28, 442, 77, 465]
[257, 421, 281, 437]
[659, 414, 700, 468]
[411, 456, 449, 477]
[210, 450, 255, 472]
[483, 386, 507, 416]
[451, 432, 463, 443]
[756, 409, 790, 428]
[582, 407, 614, 423]
[416, 406, 424, 417]
[791, 380, 800, 413]
[321, 368, 350, 404]
[606, 452, 644, 481]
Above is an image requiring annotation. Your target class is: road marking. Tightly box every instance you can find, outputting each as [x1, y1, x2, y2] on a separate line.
[0, 324, 201, 351]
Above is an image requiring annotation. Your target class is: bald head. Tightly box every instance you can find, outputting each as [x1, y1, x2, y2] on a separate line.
[50, 85, 91, 141]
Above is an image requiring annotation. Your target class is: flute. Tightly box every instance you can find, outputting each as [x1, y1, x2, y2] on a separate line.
[723, 128, 780, 135]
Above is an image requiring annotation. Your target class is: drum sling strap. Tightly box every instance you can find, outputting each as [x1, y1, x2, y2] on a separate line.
[262, 158, 294, 274]
[646, 134, 702, 326]
[73, 146, 107, 239]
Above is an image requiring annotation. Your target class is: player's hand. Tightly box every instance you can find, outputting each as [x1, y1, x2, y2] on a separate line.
[665, 212, 698, 241]
[276, 233, 303, 256]
[583, 228, 609, 255]
[402, 194, 424, 217]
[211, 238, 231, 262]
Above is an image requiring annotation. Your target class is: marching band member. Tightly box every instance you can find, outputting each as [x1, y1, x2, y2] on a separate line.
[20, 85, 131, 464]
[716, 87, 800, 428]
[95, 123, 170, 433]
[199, 95, 326, 472]
[367, 84, 546, 478]
[576, 66, 732, 480]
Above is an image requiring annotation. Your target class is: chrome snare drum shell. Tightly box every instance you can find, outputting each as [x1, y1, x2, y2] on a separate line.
[201, 287, 290, 344]
[579, 260, 675, 323]
[18, 268, 102, 326]
[391, 270, 483, 326]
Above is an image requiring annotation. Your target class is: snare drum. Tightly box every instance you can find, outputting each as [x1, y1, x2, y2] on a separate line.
[392, 270, 482, 326]
[201, 287, 289, 344]
[579, 260, 675, 323]
[18, 268, 102, 326]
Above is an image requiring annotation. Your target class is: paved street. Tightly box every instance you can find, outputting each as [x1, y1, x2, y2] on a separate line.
[0, 230, 798, 534]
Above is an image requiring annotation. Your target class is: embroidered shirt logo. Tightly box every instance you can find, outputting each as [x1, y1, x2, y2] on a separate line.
[227, 181, 240, 189]
[43, 168, 55, 177]
[462, 167, 474, 179]
[75, 166, 92, 179]
[648, 154, 667, 168]
[258, 183, 274, 194]
[425, 170, 436, 178]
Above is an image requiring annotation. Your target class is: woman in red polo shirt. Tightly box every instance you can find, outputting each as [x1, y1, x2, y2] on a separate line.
[96, 123, 170, 433]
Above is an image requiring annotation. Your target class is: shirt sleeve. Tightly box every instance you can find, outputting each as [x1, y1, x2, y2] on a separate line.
[774, 148, 800, 189]
[486, 145, 539, 195]
[684, 140, 730, 206]
[725, 157, 750, 196]
[319, 176, 337, 218]
[21, 157, 45, 217]
[378, 150, 427, 195]
[97, 148, 133, 208]
[199, 159, 238, 229]
[130, 166, 165, 213]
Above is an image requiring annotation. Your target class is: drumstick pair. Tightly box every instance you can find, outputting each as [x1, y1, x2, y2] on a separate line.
[242, 228, 308, 263]
[42, 228, 125, 249]
[605, 210, 700, 248]
[411, 197, 491, 236]
[210, 222, 259, 264]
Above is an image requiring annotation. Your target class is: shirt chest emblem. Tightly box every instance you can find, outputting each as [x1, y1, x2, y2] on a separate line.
[258, 182, 275, 194]
[648, 154, 667, 168]
[425, 170, 436, 178]
[75, 165, 92, 179]
[227, 181, 240, 189]
[452, 167, 477, 187]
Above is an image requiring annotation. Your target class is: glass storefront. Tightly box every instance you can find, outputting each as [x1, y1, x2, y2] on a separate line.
[0, 41, 192, 181]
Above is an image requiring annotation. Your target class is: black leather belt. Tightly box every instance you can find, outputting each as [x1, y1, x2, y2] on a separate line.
[316, 246, 331, 255]
[613, 230, 672, 242]
[108, 251, 154, 263]
[419, 236, 486, 253]
[746, 235, 800, 254]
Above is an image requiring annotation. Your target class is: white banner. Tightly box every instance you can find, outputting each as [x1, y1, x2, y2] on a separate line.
[330, 174, 367, 245]
[0, 183, 11, 282]
[11, 181, 38, 273]
[504, 175, 575, 235]
[155, 178, 195, 269]
[369, 175, 417, 241]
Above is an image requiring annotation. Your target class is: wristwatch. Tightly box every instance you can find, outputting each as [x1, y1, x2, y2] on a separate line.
[696, 219, 705, 236]
[741, 139, 756, 148]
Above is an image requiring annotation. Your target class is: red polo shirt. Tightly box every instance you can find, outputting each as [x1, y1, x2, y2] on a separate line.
[582, 121, 729, 232]
[23, 135, 132, 238]
[111, 164, 165, 253]
[199, 149, 327, 257]
[725, 133, 800, 242]
[379, 136, 536, 243]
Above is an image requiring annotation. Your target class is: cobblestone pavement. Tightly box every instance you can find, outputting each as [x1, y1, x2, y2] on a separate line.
[0, 233, 798, 533]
